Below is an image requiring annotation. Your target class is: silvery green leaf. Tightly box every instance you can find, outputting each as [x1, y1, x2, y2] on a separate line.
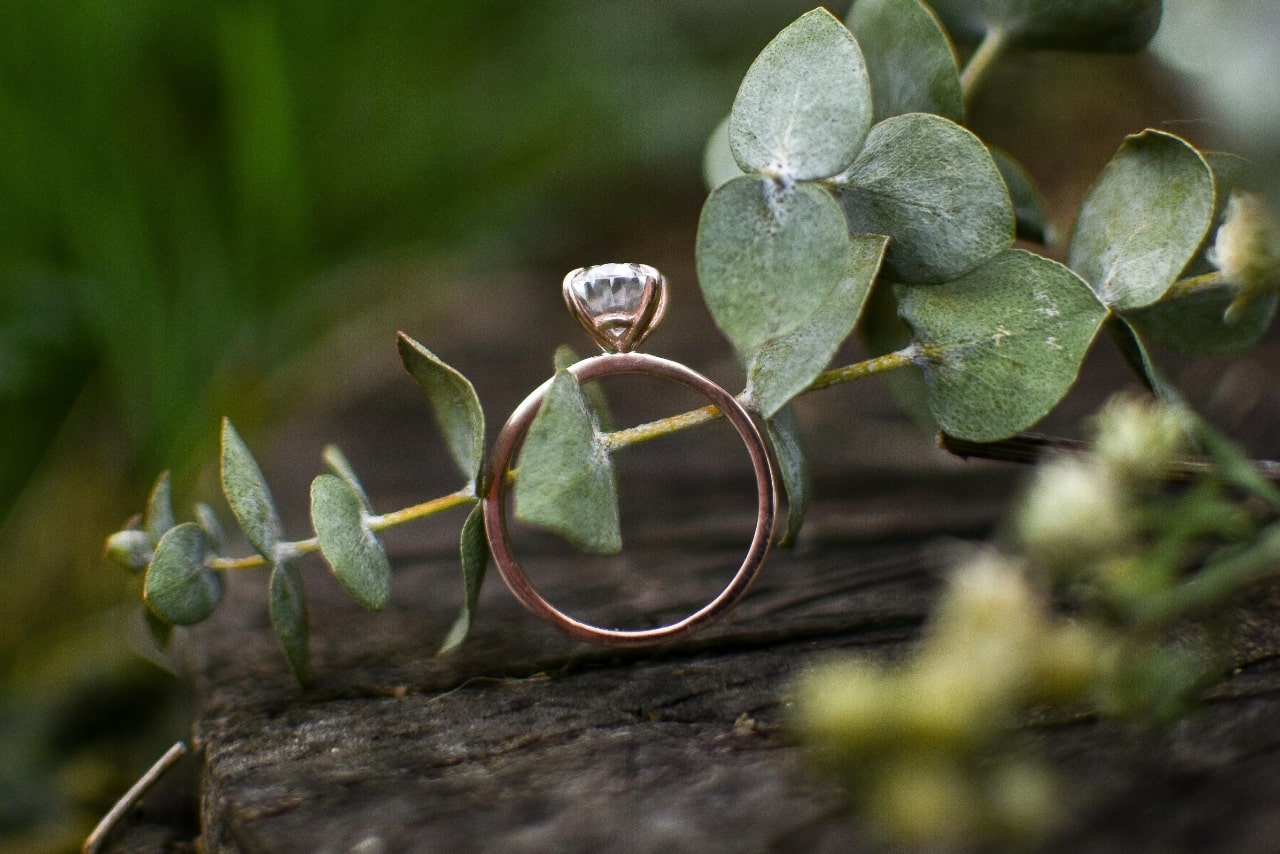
[311, 473, 393, 611]
[397, 332, 485, 488]
[730, 8, 872, 181]
[144, 523, 224, 625]
[766, 406, 811, 547]
[926, 0, 1162, 51]
[322, 444, 371, 510]
[555, 344, 612, 431]
[697, 176, 850, 357]
[703, 114, 744, 191]
[990, 146, 1051, 244]
[860, 281, 938, 432]
[1069, 130, 1215, 311]
[439, 502, 489, 654]
[514, 370, 621, 555]
[1107, 317, 1187, 405]
[144, 471, 176, 545]
[846, 0, 964, 123]
[269, 561, 310, 684]
[104, 529, 153, 574]
[897, 250, 1109, 441]
[746, 234, 888, 418]
[144, 608, 174, 651]
[193, 502, 224, 551]
[837, 113, 1013, 283]
[1126, 287, 1278, 356]
[221, 418, 283, 560]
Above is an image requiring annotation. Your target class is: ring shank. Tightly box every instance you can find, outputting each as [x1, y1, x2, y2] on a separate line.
[482, 352, 776, 647]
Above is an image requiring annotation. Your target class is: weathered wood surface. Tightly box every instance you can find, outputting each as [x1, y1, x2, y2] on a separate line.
[175, 279, 1280, 853]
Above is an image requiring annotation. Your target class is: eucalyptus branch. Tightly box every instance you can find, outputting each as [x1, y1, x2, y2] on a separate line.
[1164, 271, 1227, 299]
[601, 347, 917, 452]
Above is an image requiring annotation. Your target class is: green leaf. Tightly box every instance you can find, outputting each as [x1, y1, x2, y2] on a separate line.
[703, 114, 744, 191]
[104, 529, 153, 574]
[555, 344, 612, 430]
[846, 0, 964, 123]
[439, 502, 489, 654]
[746, 234, 888, 417]
[397, 332, 486, 487]
[144, 471, 175, 545]
[269, 561, 310, 684]
[310, 474, 393, 611]
[144, 608, 174, 651]
[730, 8, 872, 181]
[859, 281, 938, 432]
[927, 0, 1162, 51]
[1068, 130, 1216, 311]
[837, 113, 1013, 283]
[766, 406, 812, 547]
[221, 418, 283, 560]
[514, 370, 621, 555]
[322, 444, 371, 510]
[1126, 287, 1279, 356]
[1106, 317, 1187, 405]
[697, 176, 850, 357]
[897, 250, 1109, 441]
[193, 502, 225, 551]
[990, 146, 1051, 244]
[144, 523, 224, 626]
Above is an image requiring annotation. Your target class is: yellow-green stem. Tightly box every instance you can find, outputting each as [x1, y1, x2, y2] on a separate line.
[1165, 272, 1226, 299]
[960, 26, 1008, 105]
[601, 348, 916, 452]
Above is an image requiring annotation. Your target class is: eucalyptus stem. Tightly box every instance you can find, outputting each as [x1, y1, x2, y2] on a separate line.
[207, 487, 476, 571]
[1165, 271, 1226, 299]
[601, 347, 916, 451]
[960, 26, 1009, 104]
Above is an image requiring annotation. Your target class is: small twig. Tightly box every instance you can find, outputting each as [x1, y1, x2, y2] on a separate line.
[960, 26, 1009, 104]
[940, 432, 1280, 484]
[83, 740, 189, 854]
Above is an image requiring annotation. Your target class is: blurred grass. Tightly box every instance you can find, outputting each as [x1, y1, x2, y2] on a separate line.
[0, 0, 819, 847]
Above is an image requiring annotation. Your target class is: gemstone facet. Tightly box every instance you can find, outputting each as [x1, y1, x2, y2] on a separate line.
[563, 263, 668, 353]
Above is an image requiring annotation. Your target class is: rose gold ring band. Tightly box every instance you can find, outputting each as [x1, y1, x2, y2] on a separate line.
[482, 352, 776, 647]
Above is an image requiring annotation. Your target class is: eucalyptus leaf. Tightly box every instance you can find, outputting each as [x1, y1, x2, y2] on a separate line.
[221, 418, 283, 560]
[194, 502, 224, 551]
[990, 146, 1051, 244]
[104, 529, 153, 574]
[703, 114, 744, 191]
[1107, 317, 1187, 405]
[144, 471, 175, 545]
[555, 344, 612, 430]
[697, 176, 850, 357]
[1126, 286, 1278, 356]
[926, 0, 1162, 51]
[397, 332, 486, 487]
[846, 0, 964, 123]
[730, 7, 872, 181]
[1068, 130, 1215, 311]
[766, 406, 812, 547]
[269, 561, 310, 684]
[311, 473, 393, 611]
[747, 234, 888, 418]
[859, 280, 938, 432]
[322, 444, 371, 510]
[514, 370, 621, 555]
[144, 608, 174, 651]
[439, 502, 489, 654]
[897, 250, 1109, 442]
[837, 113, 1013, 283]
[144, 523, 224, 626]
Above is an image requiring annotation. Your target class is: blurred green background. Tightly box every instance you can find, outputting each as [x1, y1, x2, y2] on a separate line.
[0, 1, 817, 848]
